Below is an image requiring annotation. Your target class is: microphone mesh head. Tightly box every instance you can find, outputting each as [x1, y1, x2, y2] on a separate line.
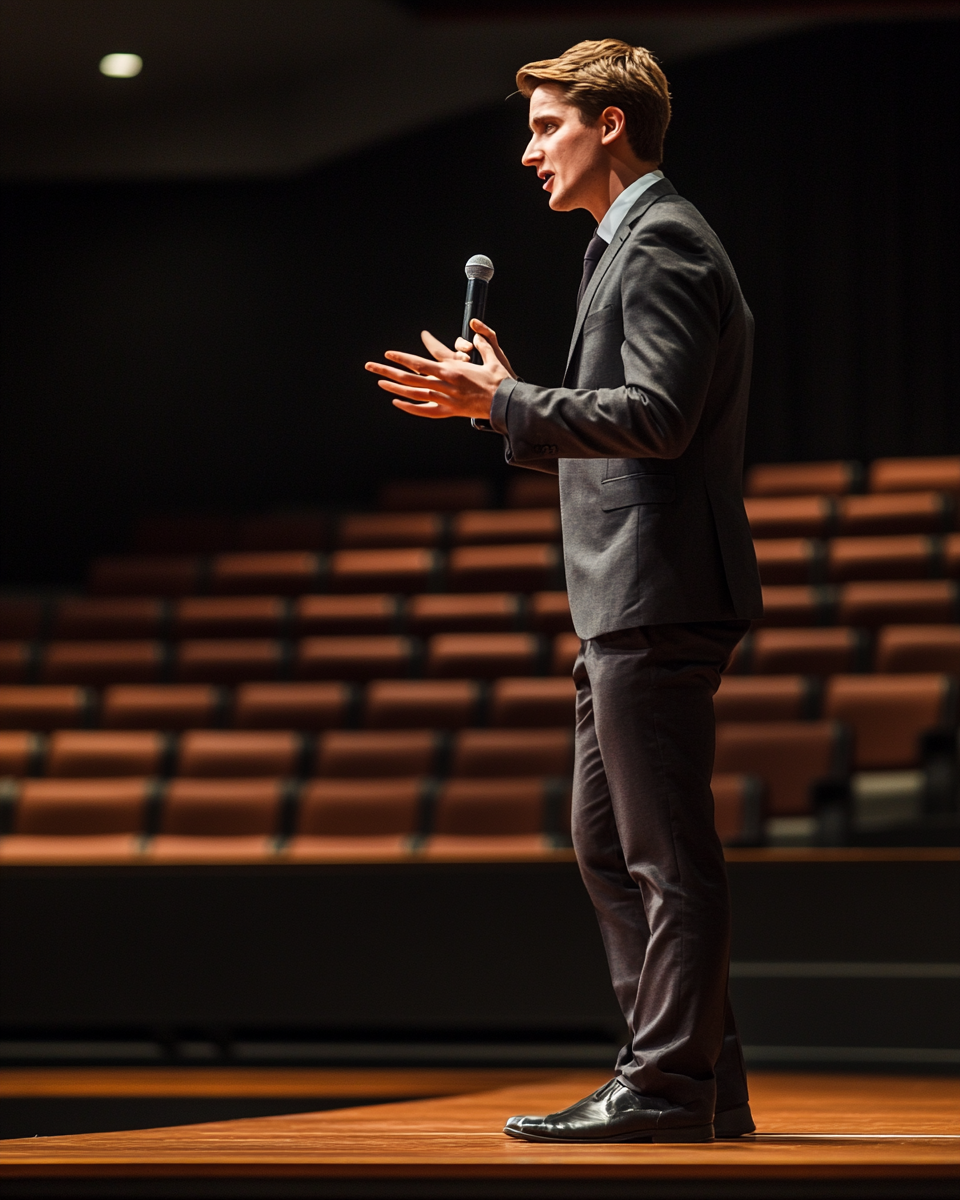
[465, 254, 494, 282]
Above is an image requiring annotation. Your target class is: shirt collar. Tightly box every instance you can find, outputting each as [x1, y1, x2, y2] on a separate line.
[595, 169, 664, 244]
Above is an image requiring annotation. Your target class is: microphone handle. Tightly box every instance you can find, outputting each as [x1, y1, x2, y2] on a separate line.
[461, 277, 488, 364]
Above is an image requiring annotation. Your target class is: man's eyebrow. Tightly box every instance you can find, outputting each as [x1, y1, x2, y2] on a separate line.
[528, 111, 564, 130]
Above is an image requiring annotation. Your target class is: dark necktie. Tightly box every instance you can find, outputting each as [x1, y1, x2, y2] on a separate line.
[577, 232, 608, 309]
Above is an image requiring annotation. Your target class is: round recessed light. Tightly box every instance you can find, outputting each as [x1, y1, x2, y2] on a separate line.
[99, 53, 143, 78]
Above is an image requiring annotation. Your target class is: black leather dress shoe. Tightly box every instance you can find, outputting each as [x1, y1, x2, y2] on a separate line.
[714, 1102, 755, 1138]
[503, 1079, 714, 1144]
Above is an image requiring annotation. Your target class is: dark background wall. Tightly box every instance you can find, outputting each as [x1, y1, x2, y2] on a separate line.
[2, 19, 958, 586]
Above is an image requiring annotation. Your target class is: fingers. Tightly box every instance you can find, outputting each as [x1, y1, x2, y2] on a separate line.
[391, 397, 457, 419]
[421, 329, 456, 361]
[470, 318, 498, 344]
[473, 334, 500, 371]
[374, 378, 449, 404]
[365, 359, 452, 393]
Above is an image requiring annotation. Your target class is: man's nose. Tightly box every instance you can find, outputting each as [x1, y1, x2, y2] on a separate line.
[521, 138, 540, 166]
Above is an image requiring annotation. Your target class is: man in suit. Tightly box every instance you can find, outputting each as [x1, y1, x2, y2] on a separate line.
[365, 38, 762, 1144]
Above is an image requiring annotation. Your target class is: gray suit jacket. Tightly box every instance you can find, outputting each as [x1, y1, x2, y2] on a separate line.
[489, 177, 763, 639]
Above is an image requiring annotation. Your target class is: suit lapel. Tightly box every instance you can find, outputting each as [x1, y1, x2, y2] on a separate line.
[564, 177, 677, 376]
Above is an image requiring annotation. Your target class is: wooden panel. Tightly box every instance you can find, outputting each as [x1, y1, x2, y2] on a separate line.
[1, 1072, 958, 1179]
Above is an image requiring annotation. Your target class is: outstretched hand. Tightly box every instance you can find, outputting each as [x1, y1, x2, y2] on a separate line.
[365, 319, 517, 420]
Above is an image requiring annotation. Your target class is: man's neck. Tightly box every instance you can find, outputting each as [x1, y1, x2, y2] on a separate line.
[590, 158, 661, 224]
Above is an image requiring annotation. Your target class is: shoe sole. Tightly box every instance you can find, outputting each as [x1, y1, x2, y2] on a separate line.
[713, 1103, 756, 1139]
[503, 1122, 715, 1144]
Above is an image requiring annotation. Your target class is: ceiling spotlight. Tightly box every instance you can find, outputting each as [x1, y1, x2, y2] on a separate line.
[99, 53, 142, 78]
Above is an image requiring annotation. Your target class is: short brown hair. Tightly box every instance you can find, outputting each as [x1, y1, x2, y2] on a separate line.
[516, 39, 671, 164]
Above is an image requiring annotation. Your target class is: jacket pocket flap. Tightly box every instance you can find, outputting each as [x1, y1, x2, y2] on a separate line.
[600, 473, 676, 511]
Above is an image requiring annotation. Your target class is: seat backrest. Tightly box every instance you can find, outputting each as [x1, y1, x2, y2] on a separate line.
[714, 721, 848, 816]
[823, 674, 955, 769]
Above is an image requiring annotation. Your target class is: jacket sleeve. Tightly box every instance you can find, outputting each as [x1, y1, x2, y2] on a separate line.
[490, 216, 722, 464]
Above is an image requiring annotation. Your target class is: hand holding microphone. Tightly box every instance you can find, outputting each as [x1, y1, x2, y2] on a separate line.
[365, 254, 517, 420]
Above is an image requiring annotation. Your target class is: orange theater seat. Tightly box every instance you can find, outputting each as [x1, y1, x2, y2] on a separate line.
[451, 509, 561, 545]
[284, 834, 411, 861]
[406, 593, 521, 635]
[824, 674, 955, 769]
[489, 678, 576, 727]
[426, 633, 542, 679]
[0, 642, 33, 683]
[505, 474, 560, 509]
[869, 456, 960, 499]
[529, 591, 574, 633]
[177, 730, 303, 777]
[46, 731, 168, 778]
[234, 682, 350, 729]
[11, 778, 151, 836]
[827, 535, 939, 582]
[52, 598, 167, 639]
[745, 461, 861, 498]
[379, 478, 492, 512]
[745, 496, 835, 538]
[0, 599, 46, 639]
[89, 556, 201, 596]
[420, 834, 556, 860]
[712, 774, 765, 846]
[837, 580, 958, 627]
[837, 491, 953, 536]
[0, 835, 141, 864]
[450, 729, 573, 777]
[238, 513, 330, 552]
[329, 548, 440, 594]
[433, 778, 552, 835]
[875, 626, 960, 674]
[296, 636, 415, 680]
[145, 836, 276, 862]
[297, 778, 424, 836]
[210, 552, 323, 595]
[739, 627, 868, 675]
[714, 676, 816, 722]
[759, 585, 837, 627]
[316, 730, 440, 777]
[714, 721, 849, 816]
[753, 538, 822, 585]
[0, 731, 42, 776]
[135, 515, 237, 554]
[103, 685, 224, 730]
[159, 778, 283, 836]
[41, 641, 165, 685]
[447, 543, 562, 592]
[295, 595, 400, 635]
[336, 512, 443, 549]
[173, 597, 288, 638]
[0, 686, 93, 730]
[944, 533, 960, 577]
[552, 632, 581, 676]
[175, 639, 284, 683]
[364, 680, 481, 729]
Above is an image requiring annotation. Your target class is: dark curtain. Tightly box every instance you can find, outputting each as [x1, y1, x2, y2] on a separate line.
[1, 19, 958, 584]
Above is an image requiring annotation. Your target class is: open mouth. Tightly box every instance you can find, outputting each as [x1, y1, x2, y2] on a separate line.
[541, 171, 555, 191]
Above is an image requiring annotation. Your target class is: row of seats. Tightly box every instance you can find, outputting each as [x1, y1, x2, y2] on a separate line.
[90, 545, 565, 596]
[0, 670, 950, 775]
[0, 727, 576, 779]
[0, 592, 574, 639]
[0, 632, 579, 684]
[135, 477, 563, 551]
[745, 491, 955, 537]
[0, 679, 574, 731]
[745, 456, 960, 498]
[84, 533, 960, 597]
[0, 674, 950, 769]
[138, 490, 960, 556]
[3, 622, 956, 685]
[2, 582, 957, 643]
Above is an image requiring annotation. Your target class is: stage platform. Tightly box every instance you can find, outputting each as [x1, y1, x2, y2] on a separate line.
[1, 1071, 958, 1199]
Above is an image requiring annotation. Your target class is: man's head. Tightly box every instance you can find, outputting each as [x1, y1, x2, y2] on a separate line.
[517, 39, 671, 216]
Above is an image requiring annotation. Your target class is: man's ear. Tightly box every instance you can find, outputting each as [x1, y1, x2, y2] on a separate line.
[599, 106, 628, 146]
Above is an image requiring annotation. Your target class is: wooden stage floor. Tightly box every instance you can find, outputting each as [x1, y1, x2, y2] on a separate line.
[1, 1070, 958, 1198]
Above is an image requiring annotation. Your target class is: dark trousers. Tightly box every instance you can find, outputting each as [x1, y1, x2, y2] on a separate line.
[571, 620, 751, 1121]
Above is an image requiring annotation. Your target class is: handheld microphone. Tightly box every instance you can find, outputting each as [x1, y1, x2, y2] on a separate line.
[462, 255, 494, 364]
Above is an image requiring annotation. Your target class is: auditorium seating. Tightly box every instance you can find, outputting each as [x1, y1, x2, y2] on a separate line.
[1, 458, 958, 860]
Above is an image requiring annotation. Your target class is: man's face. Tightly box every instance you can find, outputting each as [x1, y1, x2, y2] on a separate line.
[522, 82, 604, 212]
